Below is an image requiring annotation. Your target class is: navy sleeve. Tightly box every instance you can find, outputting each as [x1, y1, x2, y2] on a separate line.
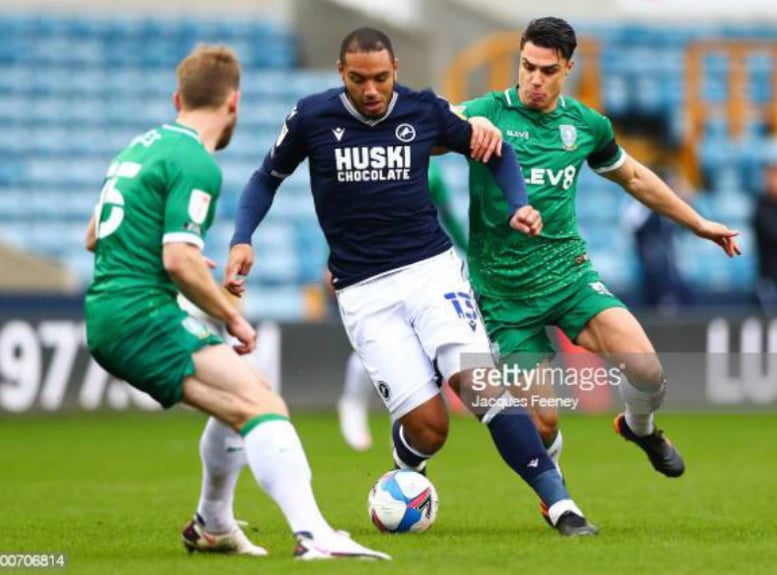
[485, 144, 528, 214]
[431, 92, 473, 155]
[430, 92, 528, 215]
[230, 155, 282, 246]
[230, 104, 308, 246]
[266, 104, 308, 177]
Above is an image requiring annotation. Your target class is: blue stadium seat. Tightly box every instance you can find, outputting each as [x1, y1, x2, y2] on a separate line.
[0, 162, 25, 186]
[4, 18, 774, 318]
[0, 188, 33, 220]
[242, 286, 304, 320]
[708, 187, 754, 222]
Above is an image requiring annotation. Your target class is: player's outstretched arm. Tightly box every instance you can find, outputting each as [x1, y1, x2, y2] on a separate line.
[483, 144, 542, 236]
[226, 159, 285, 296]
[224, 244, 255, 297]
[604, 155, 741, 257]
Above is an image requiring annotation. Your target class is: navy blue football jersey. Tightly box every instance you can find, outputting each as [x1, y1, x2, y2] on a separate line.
[263, 83, 473, 288]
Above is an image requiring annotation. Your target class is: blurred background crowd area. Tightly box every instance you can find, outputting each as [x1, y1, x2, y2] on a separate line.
[1, 0, 777, 320]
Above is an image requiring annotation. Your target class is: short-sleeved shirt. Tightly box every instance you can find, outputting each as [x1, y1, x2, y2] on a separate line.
[461, 88, 625, 300]
[85, 122, 221, 348]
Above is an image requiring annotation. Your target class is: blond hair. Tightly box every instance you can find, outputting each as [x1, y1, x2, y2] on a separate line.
[176, 44, 241, 110]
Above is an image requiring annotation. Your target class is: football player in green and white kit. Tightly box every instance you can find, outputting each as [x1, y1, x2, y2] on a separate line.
[84, 44, 388, 561]
[460, 17, 741, 498]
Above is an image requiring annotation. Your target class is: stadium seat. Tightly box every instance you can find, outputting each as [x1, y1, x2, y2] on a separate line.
[3, 18, 775, 317]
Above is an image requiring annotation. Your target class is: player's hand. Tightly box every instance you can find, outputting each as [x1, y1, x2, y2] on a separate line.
[509, 205, 543, 236]
[322, 269, 336, 299]
[226, 314, 256, 355]
[468, 116, 503, 163]
[224, 244, 255, 297]
[693, 219, 741, 257]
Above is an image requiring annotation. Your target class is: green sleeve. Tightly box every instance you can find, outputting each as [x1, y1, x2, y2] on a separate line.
[163, 154, 222, 248]
[458, 93, 499, 120]
[428, 161, 468, 250]
[585, 108, 625, 173]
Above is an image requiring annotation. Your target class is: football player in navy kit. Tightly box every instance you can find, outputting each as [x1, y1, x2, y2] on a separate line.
[226, 28, 596, 536]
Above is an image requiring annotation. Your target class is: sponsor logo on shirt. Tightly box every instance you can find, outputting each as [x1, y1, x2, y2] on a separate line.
[334, 146, 412, 183]
[526, 166, 578, 190]
[507, 130, 530, 140]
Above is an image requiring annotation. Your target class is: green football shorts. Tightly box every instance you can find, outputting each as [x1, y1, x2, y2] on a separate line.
[88, 305, 223, 408]
[478, 268, 627, 366]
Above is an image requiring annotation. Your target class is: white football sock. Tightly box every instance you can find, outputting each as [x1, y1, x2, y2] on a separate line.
[619, 376, 666, 436]
[547, 499, 584, 526]
[197, 417, 246, 533]
[242, 416, 332, 538]
[342, 351, 373, 403]
[545, 429, 564, 471]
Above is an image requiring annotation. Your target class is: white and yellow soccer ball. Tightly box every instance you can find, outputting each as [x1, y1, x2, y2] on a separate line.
[367, 470, 439, 533]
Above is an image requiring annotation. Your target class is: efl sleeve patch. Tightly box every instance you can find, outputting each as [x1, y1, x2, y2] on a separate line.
[188, 189, 212, 225]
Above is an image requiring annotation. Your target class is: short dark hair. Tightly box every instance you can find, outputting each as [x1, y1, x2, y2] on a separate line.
[339, 27, 395, 63]
[520, 17, 577, 61]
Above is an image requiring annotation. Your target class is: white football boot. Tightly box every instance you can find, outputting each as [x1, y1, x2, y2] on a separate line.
[181, 514, 268, 556]
[293, 530, 391, 560]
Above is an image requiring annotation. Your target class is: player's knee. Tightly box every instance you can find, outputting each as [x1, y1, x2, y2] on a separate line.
[531, 409, 559, 442]
[232, 390, 289, 430]
[627, 355, 665, 392]
[416, 423, 449, 454]
[449, 366, 490, 396]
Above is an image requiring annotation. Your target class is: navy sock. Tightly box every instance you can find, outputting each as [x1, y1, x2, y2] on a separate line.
[392, 421, 429, 469]
[487, 411, 570, 506]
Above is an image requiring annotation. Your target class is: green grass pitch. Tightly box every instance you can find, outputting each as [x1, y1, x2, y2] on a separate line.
[1, 410, 776, 574]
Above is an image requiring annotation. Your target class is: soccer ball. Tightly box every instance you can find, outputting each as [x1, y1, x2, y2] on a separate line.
[367, 470, 439, 533]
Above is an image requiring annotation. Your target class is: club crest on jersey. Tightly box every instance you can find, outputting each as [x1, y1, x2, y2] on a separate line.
[444, 292, 478, 332]
[395, 123, 416, 143]
[377, 381, 391, 400]
[559, 124, 578, 150]
[188, 189, 211, 225]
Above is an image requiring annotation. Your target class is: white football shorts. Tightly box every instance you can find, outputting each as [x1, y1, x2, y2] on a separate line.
[336, 249, 492, 419]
